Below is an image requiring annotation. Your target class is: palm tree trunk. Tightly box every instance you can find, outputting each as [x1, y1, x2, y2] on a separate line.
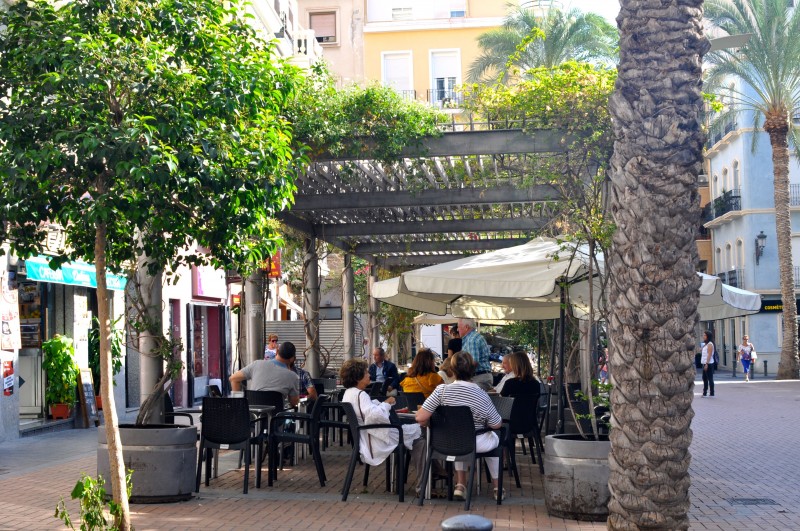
[606, 1, 705, 528]
[765, 113, 800, 379]
[95, 221, 131, 530]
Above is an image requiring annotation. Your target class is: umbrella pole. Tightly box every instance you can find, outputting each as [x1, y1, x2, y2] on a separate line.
[556, 283, 566, 435]
[537, 321, 543, 378]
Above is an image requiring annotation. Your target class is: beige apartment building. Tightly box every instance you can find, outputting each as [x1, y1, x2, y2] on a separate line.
[298, 0, 521, 103]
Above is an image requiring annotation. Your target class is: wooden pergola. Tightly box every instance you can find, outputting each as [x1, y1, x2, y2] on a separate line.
[274, 126, 570, 375]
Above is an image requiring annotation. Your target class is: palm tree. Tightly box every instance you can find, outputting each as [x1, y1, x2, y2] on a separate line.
[606, 0, 705, 528]
[705, 0, 800, 380]
[467, 6, 618, 84]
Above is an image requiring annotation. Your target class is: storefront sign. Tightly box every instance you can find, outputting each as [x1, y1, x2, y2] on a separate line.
[266, 251, 281, 279]
[3, 359, 13, 396]
[759, 299, 800, 312]
[24, 255, 127, 291]
[192, 265, 226, 300]
[1, 273, 21, 350]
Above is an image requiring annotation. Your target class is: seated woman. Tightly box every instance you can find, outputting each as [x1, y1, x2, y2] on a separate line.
[415, 351, 504, 501]
[437, 356, 456, 385]
[499, 350, 541, 399]
[340, 359, 425, 493]
[400, 348, 444, 398]
[493, 354, 515, 395]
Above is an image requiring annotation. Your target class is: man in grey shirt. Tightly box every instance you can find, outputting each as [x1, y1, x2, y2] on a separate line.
[229, 341, 300, 407]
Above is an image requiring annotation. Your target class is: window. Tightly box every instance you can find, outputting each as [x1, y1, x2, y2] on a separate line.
[450, 10, 466, 17]
[392, 7, 412, 20]
[382, 51, 414, 97]
[430, 50, 461, 104]
[309, 11, 337, 44]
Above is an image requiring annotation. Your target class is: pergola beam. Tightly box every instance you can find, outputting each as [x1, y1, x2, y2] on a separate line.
[311, 217, 548, 238]
[313, 129, 568, 161]
[291, 184, 560, 211]
[379, 254, 469, 267]
[353, 237, 527, 255]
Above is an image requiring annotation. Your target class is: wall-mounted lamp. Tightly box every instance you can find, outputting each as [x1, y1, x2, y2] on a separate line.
[755, 231, 767, 265]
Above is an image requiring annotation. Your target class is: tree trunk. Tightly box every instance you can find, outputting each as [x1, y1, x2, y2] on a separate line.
[606, 1, 706, 529]
[765, 113, 800, 380]
[135, 265, 164, 425]
[95, 221, 131, 530]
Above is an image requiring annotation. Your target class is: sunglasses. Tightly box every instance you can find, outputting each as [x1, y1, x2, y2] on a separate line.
[270, 339, 278, 343]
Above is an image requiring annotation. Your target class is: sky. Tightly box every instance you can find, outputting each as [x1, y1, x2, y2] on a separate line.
[565, 1, 620, 25]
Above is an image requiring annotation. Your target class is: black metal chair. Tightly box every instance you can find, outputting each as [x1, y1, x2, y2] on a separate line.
[238, 390, 285, 468]
[338, 401, 409, 502]
[164, 394, 194, 425]
[416, 406, 505, 510]
[313, 378, 337, 393]
[195, 397, 264, 494]
[320, 388, 350, 449]
[403, 392, 425, 412]
[368, 382, 386, 399]
[268, 394, 329, 487]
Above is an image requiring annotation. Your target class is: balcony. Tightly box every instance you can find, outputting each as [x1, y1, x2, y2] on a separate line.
[711, 189, 741, 219]
[795, 267, 800, 290]
[718, 269, 743, 288]
[790, 184, 800, 206]
[427, 89, 464, 109]
[292, 29, 324, 68]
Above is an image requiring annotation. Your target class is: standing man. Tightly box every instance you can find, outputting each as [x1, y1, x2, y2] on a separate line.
[264, 333, 279, 360]
[458, 318, 492, 390]
[369, 347, 400, 395]
[230, 341, 300, 407]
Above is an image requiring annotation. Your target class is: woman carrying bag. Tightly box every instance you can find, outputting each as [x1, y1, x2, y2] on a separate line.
[701, 330, 716, 397]
[737, 335, 756, 382]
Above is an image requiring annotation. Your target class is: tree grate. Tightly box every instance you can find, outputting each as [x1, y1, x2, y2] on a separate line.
[727, 498, 778, 506]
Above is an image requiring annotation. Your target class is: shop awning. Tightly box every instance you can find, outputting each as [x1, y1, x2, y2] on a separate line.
[24, 255, 128, 291]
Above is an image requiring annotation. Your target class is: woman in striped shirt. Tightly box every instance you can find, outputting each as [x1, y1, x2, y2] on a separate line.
[416, 351, 504, 501]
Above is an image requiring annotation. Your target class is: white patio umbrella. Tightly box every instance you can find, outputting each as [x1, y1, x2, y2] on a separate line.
[374, 237, 761, 321]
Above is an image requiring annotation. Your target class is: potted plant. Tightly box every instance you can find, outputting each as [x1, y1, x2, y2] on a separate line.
[42, 335, 79, 420]
[88, 317, 124, 410]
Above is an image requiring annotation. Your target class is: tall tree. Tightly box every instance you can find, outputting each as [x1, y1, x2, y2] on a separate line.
[606, 0, 706, 529]
[705, 0, 800, 380]
[467, 6, 618, 84]
[0, 0, 304, 527]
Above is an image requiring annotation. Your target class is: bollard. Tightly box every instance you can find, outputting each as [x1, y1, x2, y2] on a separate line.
[441, 514, 493, 531]
[732, 358, 737, 378]
[764, 359, 768, 377]
[750, 361, 755, 380]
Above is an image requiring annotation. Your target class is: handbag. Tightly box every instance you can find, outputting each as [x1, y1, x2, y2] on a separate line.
[751, 349, 758, 361]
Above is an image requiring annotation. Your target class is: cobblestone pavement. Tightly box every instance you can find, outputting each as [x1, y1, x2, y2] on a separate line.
[1, 375, 798, 530]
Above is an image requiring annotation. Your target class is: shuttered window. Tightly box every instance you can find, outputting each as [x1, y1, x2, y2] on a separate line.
[310, 12, 337, 44]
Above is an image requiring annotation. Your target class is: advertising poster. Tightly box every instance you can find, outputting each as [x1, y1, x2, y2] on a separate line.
[0, 273, 21, 351]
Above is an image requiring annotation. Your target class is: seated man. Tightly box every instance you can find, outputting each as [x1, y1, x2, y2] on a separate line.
[369, 347, 400, 396]
[290, 358, 318, 400]
[230, 341, 300, 407]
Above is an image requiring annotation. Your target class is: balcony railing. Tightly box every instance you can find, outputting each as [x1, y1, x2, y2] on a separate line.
[396, 90, 417, 101]
[790, 184, 800, 206]
[711, 189, 741, 219]
[718, 269, 743, 288]
[294, 29, 323, 63]
[427, 89, 464, 108]
[795, 267, 800, 289]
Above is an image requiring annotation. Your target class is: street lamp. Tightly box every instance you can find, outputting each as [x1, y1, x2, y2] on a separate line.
[755, 231, 767, 265]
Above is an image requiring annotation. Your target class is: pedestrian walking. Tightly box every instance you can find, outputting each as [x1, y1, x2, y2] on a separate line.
[737, 335, 756, 382]
[701, 330, 716, 397]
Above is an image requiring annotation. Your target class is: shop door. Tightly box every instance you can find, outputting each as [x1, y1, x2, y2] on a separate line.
[18, 282, 44, 416]
[186, 303, 231, 404]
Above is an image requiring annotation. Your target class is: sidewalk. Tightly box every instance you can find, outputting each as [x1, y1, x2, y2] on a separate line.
[1, 378, 798, 530]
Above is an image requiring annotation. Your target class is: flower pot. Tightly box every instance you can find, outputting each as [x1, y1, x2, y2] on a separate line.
[49, 403, 72, 420]
[543, 433, 610, 522]
[97, 424, 198, 503]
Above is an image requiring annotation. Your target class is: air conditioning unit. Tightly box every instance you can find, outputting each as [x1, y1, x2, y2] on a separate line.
[697, 174, 709, 184]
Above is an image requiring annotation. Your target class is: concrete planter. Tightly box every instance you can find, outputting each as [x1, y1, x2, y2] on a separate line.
[97, 424, 198, 503]
[543, 434, 610, 522]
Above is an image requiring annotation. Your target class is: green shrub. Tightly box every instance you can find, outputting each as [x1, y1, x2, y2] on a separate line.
[41, 335, 79, 406]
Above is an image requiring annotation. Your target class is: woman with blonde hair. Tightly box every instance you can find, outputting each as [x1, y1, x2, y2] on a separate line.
[499, 350, 540, 398]
[401, 348, 444, 398]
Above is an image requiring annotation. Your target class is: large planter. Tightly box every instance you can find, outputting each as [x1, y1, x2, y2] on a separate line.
[97, 424, 198, 503]
[49, 404, 72, 420]
[543, 433, 610, 522]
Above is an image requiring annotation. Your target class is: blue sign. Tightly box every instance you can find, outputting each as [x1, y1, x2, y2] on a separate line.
[24, 255, 128, 291]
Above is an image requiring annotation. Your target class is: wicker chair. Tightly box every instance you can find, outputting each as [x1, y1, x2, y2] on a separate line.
[267, 395, 329, 487]
[416, 405, 505, 510]
[195, 397, 264, 494]
[338, 401, 409, 502]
